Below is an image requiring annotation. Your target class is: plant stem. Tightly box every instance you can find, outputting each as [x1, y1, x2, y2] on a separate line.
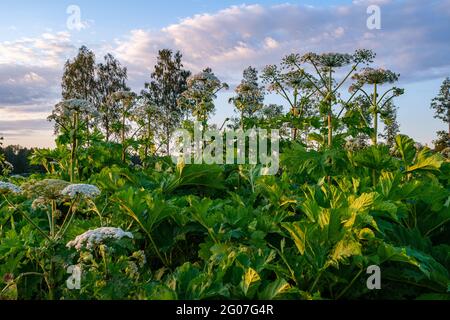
[336, 268, 363, 299]
[3, 195, 51, 242]
[373, 83, 378, 145]
[328, 68, 333, 147]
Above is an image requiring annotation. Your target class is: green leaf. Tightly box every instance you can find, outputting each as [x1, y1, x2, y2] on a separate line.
[240, 267, 261, 297]
[283, 222, 306, 255]
[407, 148, 443, 173]
[258, 278, 292, 300]
[329, 238, 362, 267]
[395, 134, 416, 165]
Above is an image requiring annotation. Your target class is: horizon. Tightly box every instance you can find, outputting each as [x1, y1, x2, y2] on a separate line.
[1, 0, 449, 148]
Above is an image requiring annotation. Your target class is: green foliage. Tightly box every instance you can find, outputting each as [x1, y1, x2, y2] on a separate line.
[1, 46, 449, 301]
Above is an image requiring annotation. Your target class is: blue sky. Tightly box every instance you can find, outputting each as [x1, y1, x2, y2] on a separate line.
[0, 0, 449, 147]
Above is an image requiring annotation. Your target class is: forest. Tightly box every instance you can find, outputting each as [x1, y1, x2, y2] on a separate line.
[0, 45, 449, 300]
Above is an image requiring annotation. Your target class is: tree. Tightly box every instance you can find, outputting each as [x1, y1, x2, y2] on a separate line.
[229, 66, 264, 129]
[142, 49, 191, 155]
[178, 68, 229, 132]
[433, 130, 450, 155]
[134, 97, 158, 164]
[431, 77, 450, 139]
[96, 54, 129, 141]
[109, 91, 137, 162]
[0, 137, 6, 175]
[60, 46, 97, 141]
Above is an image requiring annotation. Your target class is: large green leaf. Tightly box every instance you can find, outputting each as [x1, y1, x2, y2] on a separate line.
[395, 134, 416, 165]
[258, 278, 292, 300]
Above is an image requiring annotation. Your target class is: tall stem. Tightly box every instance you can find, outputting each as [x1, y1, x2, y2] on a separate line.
[373, 83, 378, 145]
[121, 103, 127, 163]
[145, 114, 152, 165]
[70, 113, 78, 182]
[327, 68, 333, 147]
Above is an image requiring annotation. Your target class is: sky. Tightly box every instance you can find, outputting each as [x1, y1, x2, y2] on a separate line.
[0, 0, 449, 148]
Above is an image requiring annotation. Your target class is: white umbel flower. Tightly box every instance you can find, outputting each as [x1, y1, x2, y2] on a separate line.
[0, 181, 22, 194]
[110, 90, 136, 101]
[61, 184, 101, 199]
[31, 197, 48, 210]
[66, 227, 133, 251]
[58, 99, 99, 117]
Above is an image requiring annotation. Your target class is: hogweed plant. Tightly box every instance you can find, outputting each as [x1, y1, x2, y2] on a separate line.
[297, 50, 375, 146]
[178, 68, 229, 134]
[1, 46, 449, 301]
[350, 67, 404, 144]
[1, 180, 102, 299]
[49, 99, 99, 182]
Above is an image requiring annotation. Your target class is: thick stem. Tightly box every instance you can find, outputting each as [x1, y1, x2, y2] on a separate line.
[70, 113, 78, 182]
[145, 116, 152, 165]
[293, 88, 298, 140]
[373, 83, 378, 145]
[121, 107, 126, 162]
[86, 115, 90, 147]
[327, 68, 333, 147]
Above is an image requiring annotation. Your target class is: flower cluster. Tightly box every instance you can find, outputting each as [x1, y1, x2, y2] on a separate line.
[352, 68, 400, 85]
[61, 184, 101, 200]
[31, 197, 48, 210]
[187, 72, 221, 87]
[23, 179, 70, 201]
[110, 90, 136, 102]
[0, 181, 22, 195]
[302, 52, 353, 68]
[55, 99, 99, 118]
[66, 227, 134, 251]
[353, 49, 376, 64]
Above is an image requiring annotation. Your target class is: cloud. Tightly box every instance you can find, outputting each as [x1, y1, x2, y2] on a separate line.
[0, 31, 75, 67]
[112, 1, 450, 86]
[0, 31, 77, 114]
[0, 119, 54, 148]
[1, 0, 449, 147]
[0, 65, 61, 107]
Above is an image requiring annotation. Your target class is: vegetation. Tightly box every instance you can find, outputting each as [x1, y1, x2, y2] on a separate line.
[0, 46, 449, 300]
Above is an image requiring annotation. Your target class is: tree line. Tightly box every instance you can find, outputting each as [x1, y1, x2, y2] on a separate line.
[0, 46, 449, 175]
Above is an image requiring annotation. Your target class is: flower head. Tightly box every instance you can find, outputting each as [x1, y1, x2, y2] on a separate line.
[23, 179, 70, 200]
[188, 72, 220, 86]
[66, 227, 134, 251]
[352, 67, 400, 86]
[0, 181, 22, 195]
[302, 52, 353, 68]
[353, 49, 376, 64]
[31, 197, 48, 210]
[55, 99, 99, 118]
[61, 184, 101, 199]
[110, 90, 136, 103]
